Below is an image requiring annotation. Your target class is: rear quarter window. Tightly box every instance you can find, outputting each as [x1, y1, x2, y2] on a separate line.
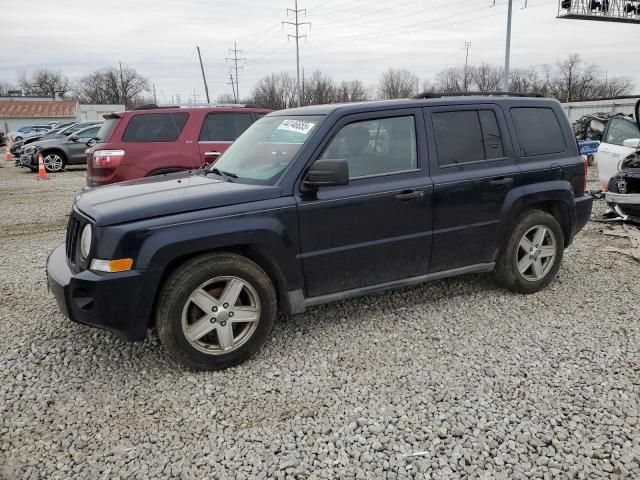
[511, 107, 566, 156]
[122, 112, 189, 142]
[97, 118, 119, 142]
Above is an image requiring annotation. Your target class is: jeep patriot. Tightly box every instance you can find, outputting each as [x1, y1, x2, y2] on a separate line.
[47, 94, 593, 370]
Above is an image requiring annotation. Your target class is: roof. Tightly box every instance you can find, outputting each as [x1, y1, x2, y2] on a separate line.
[0, 100, 77, 119]
[270, 95, 558, 117]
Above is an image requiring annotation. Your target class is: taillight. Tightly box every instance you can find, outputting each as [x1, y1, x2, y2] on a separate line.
[583, 155, 588, 194]
[93, 149, 124, 168]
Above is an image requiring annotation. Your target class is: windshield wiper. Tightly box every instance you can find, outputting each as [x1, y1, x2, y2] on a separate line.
[208, 167, 238, 181]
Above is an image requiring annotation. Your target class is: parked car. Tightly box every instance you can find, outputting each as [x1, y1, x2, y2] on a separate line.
[10, 121, 100, 156]
[17, 124, 101, 172]
[594, 114, 640, 190]
[0, 131, 5, 147]
[47, 94, 592, 370]
[85, 104, 271, 187]
[8, 124, 52, 142]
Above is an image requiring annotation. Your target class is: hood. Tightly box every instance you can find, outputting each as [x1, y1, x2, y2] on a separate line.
[75, 172, 282, 226]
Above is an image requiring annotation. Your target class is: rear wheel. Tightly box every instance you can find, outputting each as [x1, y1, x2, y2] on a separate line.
[494, 210, 564, 294]
[156, 253, 277, 370]
[42, 153, 65, 172]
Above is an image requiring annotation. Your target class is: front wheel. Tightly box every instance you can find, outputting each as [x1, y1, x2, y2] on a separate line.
[42, 153, 65, 172]
[156, 253, 277, 370]
[494, 210, 564, 294]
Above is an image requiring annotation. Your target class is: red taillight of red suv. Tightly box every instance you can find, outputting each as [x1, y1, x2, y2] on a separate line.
[93, 149, 125, 168]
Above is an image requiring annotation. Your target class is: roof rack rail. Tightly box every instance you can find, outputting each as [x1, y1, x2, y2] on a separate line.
[411, 91, 545, 99]
[131, 103, 264, 110]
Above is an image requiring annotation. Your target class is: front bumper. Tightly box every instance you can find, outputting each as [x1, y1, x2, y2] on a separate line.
[17, 153, 36, 168]
[46, 244, 159, 341]
[605, 191, 640, 221]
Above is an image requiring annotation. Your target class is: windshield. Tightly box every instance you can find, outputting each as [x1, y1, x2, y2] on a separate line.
[208, 115, 324, 185]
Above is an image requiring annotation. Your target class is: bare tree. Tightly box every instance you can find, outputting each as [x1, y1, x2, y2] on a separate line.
[74, 65, 149, 107]
[335, 80, 368, 103]
[471, 63, 503, 92]
[509, 67, 546, 94]
[251, 72, 297, 110]
[434, 67, 465, 93]
[303, 70, 337, 105]
[217, 93, 236, 104]
[18, 69, 70, 98]
[378, 68, 419, 99]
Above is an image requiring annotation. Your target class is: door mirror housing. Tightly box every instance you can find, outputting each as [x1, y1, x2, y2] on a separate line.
[303, 158, 349, 189]
[69, 134, 79, 142]
[622, 138, 640, 149]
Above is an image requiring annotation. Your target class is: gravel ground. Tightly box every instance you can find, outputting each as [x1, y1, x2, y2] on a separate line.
[1, 157, 639, 480]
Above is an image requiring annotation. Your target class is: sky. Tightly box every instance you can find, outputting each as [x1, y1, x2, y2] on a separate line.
[1, 0, 639, 102]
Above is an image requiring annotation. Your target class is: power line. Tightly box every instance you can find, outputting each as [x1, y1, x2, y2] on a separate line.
[283, 0, 311, 107]
[226, 41, 246, 102]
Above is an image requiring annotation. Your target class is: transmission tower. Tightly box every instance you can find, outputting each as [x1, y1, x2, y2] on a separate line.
[283, 0, 311, 107]
[226, 42, 245, 103]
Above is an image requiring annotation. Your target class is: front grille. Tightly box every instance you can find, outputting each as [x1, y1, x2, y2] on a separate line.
[65, 210, 90, 272]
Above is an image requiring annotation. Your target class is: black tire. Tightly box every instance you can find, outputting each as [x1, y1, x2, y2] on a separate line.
[587, 154, 595, 167]
[156, 252, 277, 370]
[494, 210, 564, 294]
[42, 152, 66, 173]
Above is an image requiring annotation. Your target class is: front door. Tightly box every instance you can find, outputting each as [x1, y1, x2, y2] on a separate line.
[296, 110, 433, 299]
[197, 112, 255, 167]
[66, 125, 101, 163]
[424, 105, 520, 272]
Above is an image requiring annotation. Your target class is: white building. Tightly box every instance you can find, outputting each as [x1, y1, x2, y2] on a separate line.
[563, 96, 640, 123]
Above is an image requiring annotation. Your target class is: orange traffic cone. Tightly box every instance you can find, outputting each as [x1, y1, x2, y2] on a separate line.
[38, 154, 49, 180]
[5, 145, 11, 162]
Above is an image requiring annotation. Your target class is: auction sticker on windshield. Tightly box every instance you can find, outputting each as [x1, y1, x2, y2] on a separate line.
[277, 119, 316, 135]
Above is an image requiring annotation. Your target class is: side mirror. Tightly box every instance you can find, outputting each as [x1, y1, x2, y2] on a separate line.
[623, 138, 640, 149]
[303, 158, 349, 189]
[69, 134, 79, 142]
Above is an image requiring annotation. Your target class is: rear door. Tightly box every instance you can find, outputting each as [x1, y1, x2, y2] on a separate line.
[120, 111, 196, 174]
[197, 112, 255, 166]
[596, 117, 639, 190]
[424, 104, 519, 272]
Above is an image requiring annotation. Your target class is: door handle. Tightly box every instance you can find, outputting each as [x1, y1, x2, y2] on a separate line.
[394, 190, 425, 202]
[204, 151, 222, 157]
[489, 176, 513, 186]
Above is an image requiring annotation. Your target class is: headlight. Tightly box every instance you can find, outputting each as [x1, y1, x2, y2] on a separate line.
[80, 224, 92, 259]
[23, 146, 36, 155]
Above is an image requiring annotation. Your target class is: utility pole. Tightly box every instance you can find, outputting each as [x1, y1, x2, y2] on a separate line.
[503, 0, 513, 92]
[463, 41, 471, 91]
[226, 41, 245, 103]
[228, 72, 237, 103]
[196, 45, 211, 103]
[283, 0, 311, 107]
[119, 61, 125, 106]
[301, 67, 305, 105]
[152, 84, 157, 104]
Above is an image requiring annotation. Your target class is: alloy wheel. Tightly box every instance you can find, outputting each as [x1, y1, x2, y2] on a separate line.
[43, 154, 64, 172]
[181, 276, 261, 355]
[516, 225, 557, 282]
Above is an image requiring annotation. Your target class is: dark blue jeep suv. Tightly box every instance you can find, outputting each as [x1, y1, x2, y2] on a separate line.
[47, 94, 593, 370]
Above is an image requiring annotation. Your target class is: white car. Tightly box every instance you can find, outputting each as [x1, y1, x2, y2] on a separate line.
[595, 115, 640, 190]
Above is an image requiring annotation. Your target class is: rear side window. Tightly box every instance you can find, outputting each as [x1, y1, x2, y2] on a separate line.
[432, 110, 504, 166]
[96, 118, 118, 141]
[199, 113, 254, 142]
[122, 113, 189, 142]
[511, 107, 566, 156]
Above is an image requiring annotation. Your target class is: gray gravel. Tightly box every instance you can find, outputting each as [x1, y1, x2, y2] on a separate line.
[1, 159, 639, 479]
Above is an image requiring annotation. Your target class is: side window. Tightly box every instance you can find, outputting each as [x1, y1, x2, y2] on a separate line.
[77, 127, 99, 139]
[122, 113, 189, 142]
[511, 107, 566, 156]
[320, 115, 417, 179]
[432, 110, 504, 166]
[604, 118, 640, 146]
[199, 113, 254, 142]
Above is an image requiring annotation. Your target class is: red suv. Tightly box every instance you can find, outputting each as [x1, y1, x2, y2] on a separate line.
[86, 104, 271, 187]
